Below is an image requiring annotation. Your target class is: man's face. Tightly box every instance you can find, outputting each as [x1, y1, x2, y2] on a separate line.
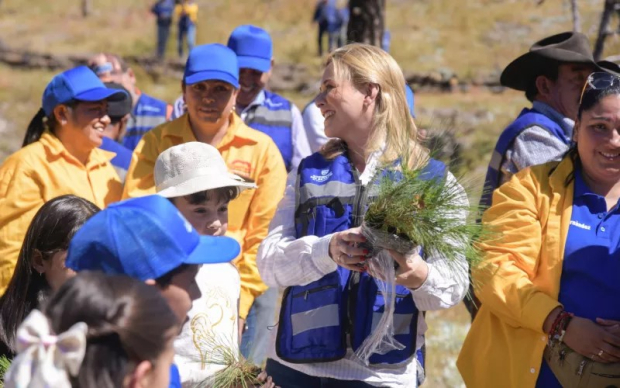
[90, 56, 136, 96]
[543, 63, 594, 120]
[237, 68, 271, 108]
[158, 264, 201, 326]
[182, 80, 238, 125]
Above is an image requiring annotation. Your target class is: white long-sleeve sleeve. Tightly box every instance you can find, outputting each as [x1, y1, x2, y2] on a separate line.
[290, 105, 313, 172]
[257, 167, 469, 311]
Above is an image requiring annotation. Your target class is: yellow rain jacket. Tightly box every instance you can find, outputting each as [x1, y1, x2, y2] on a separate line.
[0, 131, 122, 292]
[123, 113, 287, 319]
[457, 157, 574, 387]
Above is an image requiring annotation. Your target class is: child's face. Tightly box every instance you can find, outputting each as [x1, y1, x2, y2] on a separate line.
[157, 264, 200, 326]
[174, 193, 229, 236]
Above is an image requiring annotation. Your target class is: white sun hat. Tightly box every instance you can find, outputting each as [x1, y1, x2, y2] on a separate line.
[155, 142, 257, 198]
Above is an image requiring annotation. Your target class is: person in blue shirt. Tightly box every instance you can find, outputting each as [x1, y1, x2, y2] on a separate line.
[88, 53, 173, 150]
[99, 82, 133, 182]
[227, 25, 311, 173]
[468, 32, 620, 320]
[65, 195, 242, 388]
[313, 0, 340, 55]
[151, 0, 175, 60]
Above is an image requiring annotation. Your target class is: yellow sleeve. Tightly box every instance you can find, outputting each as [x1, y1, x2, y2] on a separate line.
[0, 157, 45, 292]
[174, 4, 182, 18]
[237, 143, 287, 319]
[122, 133, 159, 199]
[474, 169, 561, 333]
[190, 4, 198, 23]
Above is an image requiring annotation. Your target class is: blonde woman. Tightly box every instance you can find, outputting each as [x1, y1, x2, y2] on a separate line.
[256, 44, 468, 387]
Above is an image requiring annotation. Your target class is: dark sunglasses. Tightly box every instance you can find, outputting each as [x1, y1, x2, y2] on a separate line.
[579, 72, 620, 105]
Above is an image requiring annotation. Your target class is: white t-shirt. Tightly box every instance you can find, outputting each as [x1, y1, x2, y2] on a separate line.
[174, 263, 241, 386]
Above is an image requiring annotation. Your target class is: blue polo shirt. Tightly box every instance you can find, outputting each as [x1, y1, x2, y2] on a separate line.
[537, 168, 620, 387]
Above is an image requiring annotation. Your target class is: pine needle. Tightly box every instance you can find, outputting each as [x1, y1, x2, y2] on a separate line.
[364, 158, 488, 279]
[194, 334, 261, 388]
[0, 355, 11, 386]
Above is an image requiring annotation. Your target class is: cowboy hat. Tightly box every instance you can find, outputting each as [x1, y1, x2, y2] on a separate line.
[500, 32, 620, 91]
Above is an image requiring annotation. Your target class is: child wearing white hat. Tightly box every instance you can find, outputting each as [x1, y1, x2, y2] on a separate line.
[155, 141, 256, 385]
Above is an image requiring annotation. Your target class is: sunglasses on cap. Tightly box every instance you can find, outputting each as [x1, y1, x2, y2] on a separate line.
[579, 72, 620, 105]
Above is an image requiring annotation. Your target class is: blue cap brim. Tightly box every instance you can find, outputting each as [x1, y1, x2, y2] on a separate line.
[185, 71, 239, 88]
[75, 88, 128, 103]
[238, 56, 271, 73]
[186, 235, 240, 265]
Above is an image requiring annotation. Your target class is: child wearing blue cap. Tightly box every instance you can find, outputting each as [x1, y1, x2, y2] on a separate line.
[227, 25, 312, 173]
[123, 44, 287, 363]
[65, 194, 242, 388]
[0, 65, 126, 294]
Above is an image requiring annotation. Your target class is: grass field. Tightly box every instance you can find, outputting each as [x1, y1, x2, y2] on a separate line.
[0, 0, 619, 386]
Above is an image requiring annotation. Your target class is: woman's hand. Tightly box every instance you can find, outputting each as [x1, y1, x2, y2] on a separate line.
[563, 316, 620, 363]
[596, 318, 620, 336]
[328, 227, 368, 272]
[389, 249, 429, 289]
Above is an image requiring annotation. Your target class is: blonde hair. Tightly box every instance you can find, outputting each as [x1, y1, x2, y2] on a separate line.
[321, 43, 427, 169]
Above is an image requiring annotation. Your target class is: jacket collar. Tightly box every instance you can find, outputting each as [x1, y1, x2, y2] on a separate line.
[38, 131, 115, 168]
[163, 112, 258, 148]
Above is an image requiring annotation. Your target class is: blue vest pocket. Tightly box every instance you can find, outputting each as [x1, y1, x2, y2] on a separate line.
[276, 272, 347, 363]
[296, 200, 352, 238]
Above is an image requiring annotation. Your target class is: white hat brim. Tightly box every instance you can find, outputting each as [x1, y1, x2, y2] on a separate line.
[157, 173, 257, 198]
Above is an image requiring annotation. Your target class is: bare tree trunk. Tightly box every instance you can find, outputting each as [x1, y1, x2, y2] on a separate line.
[570, 0, 581, 32]
[82, 0, 91, 17]
[347, 0, 386, 47]
[594, 0, 617, 60]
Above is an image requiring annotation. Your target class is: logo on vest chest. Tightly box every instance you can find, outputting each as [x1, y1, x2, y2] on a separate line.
[570, 220, 591, 230]
[310, 169, 333, 182]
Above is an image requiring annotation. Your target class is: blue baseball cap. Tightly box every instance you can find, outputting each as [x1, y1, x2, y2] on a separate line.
[227, 25, 273, 73]
[184, 44, 240, 88]
[42, 66, 128, 116]
[66, 195, 240, 281]
[405, 84, 415, 118]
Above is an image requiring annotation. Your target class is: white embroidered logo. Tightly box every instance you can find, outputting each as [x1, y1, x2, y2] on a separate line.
[570, 220, 591, 230]
[310, 169, 333, 183]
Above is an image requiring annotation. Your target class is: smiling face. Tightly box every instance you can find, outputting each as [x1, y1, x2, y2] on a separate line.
[183, 80, 238, 126]
[237, 68, 270, 108]
[55, 101, 111, 151]
[576, 93, 620, 187]
[315, 61, 372, 143]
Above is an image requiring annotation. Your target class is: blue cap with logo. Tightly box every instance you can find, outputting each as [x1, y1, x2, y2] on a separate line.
[405, 84, 415, 118]
[184, 44, 240, 88]
[66, 195, 241, 281]
[227, 25, 273, 73]
[42, 66, 128, 116]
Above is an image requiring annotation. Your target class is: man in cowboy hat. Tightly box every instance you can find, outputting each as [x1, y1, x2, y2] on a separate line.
[468, 31, 620, 319]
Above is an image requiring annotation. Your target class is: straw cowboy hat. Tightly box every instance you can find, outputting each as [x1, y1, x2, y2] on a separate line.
[500, 31, 620, 91]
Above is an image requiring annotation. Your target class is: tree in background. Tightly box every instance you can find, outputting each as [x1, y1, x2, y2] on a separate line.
[82, 0, 91, 17]
[346, 0, 385, 46]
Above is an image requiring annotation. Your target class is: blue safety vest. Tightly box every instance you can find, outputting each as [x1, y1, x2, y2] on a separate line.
[276, 151, 446, 365]
[479, 107, 570, 209]
[122, 94, 169, 151]
[244, 91, 294, 172]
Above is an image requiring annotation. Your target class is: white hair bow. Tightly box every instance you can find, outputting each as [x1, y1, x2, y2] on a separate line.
[4, 309, 87, 388]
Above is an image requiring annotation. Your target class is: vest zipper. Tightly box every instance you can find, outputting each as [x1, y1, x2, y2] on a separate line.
[292, 284, 338, 300]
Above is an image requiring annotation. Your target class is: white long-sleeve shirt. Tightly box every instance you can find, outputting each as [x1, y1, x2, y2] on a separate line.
[257, 155, 469, 387]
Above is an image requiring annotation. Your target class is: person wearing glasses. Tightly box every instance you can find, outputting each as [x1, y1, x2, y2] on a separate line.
[458, 71, 620, 387]
[466, 32, 620, 319]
